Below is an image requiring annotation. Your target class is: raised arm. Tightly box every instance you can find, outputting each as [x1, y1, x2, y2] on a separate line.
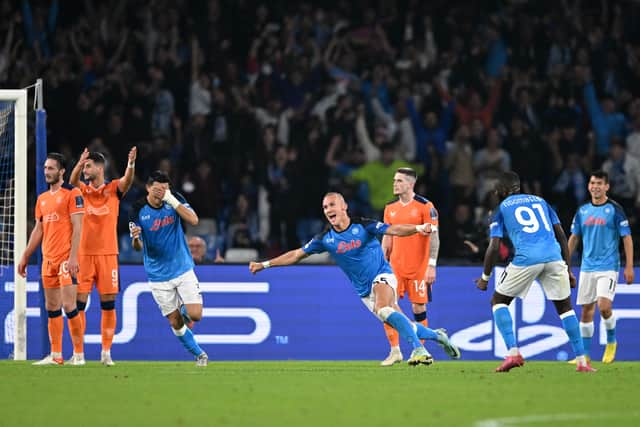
[69, 148, 90, 187]
[117, 146, 137, 194]
[249, 248, 309, 274]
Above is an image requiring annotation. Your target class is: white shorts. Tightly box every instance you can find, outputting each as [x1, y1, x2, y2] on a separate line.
[148, 269, 203, 316]
[360, 273, 398, 314]
[496, 261, 570, 301]
[577, 271, 618, 305]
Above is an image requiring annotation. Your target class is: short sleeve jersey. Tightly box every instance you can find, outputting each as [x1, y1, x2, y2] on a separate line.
[383, 194, 438, 278]
[302, 217, 392, 297]
[35, 184, 84, 260]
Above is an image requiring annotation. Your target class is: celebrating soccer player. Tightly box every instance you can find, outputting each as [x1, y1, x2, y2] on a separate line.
[68, 146, 137, 365]
[129, 171, 208, 366]
[380, 168, 441, 366]
[567, 170, 634, 364]
[475, 171, 595, 373]
[18, 153, 85, 365]
[250, 192, 460, 366]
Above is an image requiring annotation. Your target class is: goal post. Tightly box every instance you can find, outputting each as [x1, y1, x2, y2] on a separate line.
[0, 89, 27, 360]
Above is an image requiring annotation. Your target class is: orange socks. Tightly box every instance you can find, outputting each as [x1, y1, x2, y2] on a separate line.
[67, 312, 84, 354]
[101, 309, 116, 351]
[47, 310, 63, 354]
[384, 323, 400, 347]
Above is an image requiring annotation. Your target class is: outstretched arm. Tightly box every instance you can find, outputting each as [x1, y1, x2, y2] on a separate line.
[249, 248, 309, 274]
[69, 148, 90, 187]
[117, 146, 137, 194]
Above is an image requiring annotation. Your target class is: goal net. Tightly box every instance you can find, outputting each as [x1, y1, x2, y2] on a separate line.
[0, 91, 27, 360]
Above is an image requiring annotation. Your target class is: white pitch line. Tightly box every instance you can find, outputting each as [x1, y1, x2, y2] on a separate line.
[474, 412, 640, 427]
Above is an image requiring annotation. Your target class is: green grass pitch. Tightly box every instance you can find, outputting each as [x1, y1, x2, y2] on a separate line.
[1, 360, 638, 427]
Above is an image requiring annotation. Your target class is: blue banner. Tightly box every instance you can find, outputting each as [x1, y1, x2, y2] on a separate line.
[2, 266, 640, 361]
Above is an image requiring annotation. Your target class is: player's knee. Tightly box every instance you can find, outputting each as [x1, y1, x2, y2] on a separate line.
[189, 308, 203, 322]
[62, 302, 77, 315]
[491, 292, 513, 307]
[375, 306, 395, 322]
[413, 311, 427, 322]
[100, 300, 115, 311]
[552, 297, 573, 315]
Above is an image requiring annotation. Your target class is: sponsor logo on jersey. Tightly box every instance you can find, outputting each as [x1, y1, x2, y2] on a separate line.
[43, 213, 60, 223]
[584, 216, 606, 226]
[336, 239, 361, 254]
[149, 215, 175, 231]
[86, 205, 111, 216]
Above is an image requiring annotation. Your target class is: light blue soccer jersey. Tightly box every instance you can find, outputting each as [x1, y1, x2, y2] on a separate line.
[129, 194, 194, 282]
[570, 199, 630, 272]
[303, 217, 392, 297]
[490, 194, 563, 266]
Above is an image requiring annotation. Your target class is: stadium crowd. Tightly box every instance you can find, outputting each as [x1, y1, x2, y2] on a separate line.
[2, 0, 640, 263]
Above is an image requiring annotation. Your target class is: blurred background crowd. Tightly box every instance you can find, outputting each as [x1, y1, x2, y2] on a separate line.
[2, 0, 640, 264]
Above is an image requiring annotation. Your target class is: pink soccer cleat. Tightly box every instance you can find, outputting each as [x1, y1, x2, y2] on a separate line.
[495, 354, 525, 372]
[576, 362, 597, 373]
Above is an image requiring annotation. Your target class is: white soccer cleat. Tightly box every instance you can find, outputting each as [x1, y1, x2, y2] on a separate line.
[196, 352, 208, 367]
[380, 347, 403, 366]
[32, 353, 64, 366]
[68, 353, 86, 366]
[435, 328, 461, 359]
[101, 350, 115, 366]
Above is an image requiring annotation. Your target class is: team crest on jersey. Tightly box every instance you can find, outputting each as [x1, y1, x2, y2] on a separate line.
[605, 208, 610, 214]
[352, 227, 359, 235]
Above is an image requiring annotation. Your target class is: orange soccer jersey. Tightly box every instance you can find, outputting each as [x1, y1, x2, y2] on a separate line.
[35, 184, 85, 261]
[383, 194, 438, 279]
[78, 179, 122, 255]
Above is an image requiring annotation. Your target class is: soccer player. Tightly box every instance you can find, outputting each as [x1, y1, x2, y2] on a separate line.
[568, 170, 634, 364]
[380, 167, 440, 366]
[68, 146, 137, 366]
[129, 171, 208, 366]
[249, 192, 460, 365]
[17, 153, 84, 365]
[475, 171, 595, 373]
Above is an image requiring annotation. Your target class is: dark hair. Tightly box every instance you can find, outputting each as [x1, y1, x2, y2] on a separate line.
[87, 152, 106, 165]
[147, 170, 171, 185]
[590, 170, 609, 183]
[46, 152, 66, 170]
[396, 167, 417, 179]
[495, 171, 521, 196]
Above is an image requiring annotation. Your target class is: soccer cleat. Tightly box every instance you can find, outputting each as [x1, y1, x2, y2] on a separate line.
[196, 352, 208, 367]
[435, 328, 461, 359]
[602, 342, 617, 364]
[576, 362, 597, 373]
[495, 354, 525, 372]
[67, 353, 86, 366]
[32, 354, 64, 366]
[568, 356, 590, 365]
[407, 347, 434, 366]
[101, 350, 115, 366]
[380, 348, 403, 366]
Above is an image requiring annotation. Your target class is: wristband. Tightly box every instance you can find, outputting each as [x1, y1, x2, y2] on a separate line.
[162, 191, 181, 209]
[481, 273, 491, 281]
[127, 161, 135, 168]
[415, 224, 426, 233]
[261, 261, 271, 269]
[428, 258, 437, 267]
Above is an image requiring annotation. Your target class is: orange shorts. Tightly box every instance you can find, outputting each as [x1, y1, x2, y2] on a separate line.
[78, 254, 120, 295]
[397, 276, 432, 304]
[41, 257, 75, 289]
